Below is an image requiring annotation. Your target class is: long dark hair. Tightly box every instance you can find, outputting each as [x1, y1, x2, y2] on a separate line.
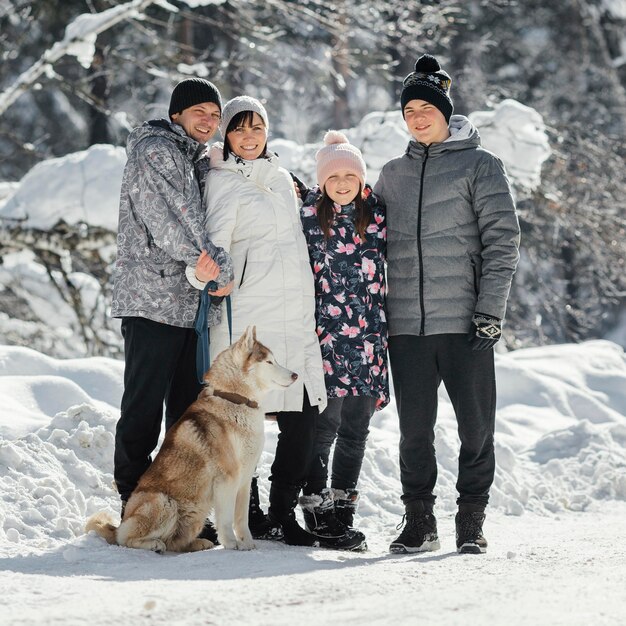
[222, 110, 268, 161]
[316, 185, 370, 240]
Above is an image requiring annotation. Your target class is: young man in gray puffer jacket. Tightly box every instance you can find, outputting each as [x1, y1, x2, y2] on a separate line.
[374, 55, 520, 555]
[111, 78, 233, 521]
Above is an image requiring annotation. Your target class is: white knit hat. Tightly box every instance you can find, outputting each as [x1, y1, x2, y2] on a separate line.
[219, 95, 269, 138]
[316, 131, 366, 192]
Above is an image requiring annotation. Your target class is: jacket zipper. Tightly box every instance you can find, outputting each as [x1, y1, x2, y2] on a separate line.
[417, 146, 429, 335]
[238, 254, 248, 288]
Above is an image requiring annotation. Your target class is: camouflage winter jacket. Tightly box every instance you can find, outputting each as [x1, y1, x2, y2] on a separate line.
[111, 120, 232, 327]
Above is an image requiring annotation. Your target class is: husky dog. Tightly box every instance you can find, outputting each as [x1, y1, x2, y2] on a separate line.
[86, 326, 296, 553]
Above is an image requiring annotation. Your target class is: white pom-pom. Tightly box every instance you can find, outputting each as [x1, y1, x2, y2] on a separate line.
[323, 130, 349, 146]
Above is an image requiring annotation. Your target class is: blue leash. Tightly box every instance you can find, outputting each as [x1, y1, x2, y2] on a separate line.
[194, 281, 232, 384]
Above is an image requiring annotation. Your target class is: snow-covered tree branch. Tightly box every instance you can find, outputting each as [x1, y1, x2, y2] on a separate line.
[0, 0, 160, 116]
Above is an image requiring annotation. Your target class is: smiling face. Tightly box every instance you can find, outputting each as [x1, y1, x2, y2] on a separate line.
[226, 112, 268, 161]
[403, 99, 450, 145]
[323, 169, 361, 206]
[171, 102, 221, 144]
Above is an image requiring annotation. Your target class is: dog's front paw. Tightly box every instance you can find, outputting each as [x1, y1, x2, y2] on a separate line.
[236, 538, 256, 551]
[187, 538, 214, 552]
[219, 535, 238, 550]
[150, 539, 167, 554]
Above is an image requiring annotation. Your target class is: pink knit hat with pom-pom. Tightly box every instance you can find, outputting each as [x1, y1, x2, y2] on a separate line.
[316, 130, 366, 192]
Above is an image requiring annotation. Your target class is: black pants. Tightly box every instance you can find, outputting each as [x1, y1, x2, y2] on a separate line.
[388, 334, 496, 508]
[270, 389, 319, 490]
[304, 396, 376, 495]
[114, 317, 202, 500]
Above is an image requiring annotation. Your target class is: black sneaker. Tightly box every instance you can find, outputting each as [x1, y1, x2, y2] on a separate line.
[301, 489, 367, 552]
[455, 510, 487, 554]
[389, 510, 440, 553]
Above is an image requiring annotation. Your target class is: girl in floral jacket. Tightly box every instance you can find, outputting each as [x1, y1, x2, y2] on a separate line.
[299, 131, 389, 550]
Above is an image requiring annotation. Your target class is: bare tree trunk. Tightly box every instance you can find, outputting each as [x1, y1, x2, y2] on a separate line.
[88, 46, 110, 145]
[331, 10, 350, 129]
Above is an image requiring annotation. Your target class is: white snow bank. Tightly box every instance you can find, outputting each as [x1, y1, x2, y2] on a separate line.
[0, 144, 125, 230]
[0, 340, 624, 560]
[469, 98, 551, 191]
[1, 340, 625, 625]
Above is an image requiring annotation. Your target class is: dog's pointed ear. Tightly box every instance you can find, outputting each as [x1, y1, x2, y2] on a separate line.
[240, 325, 255, 351]
[251, 325, 257, 342]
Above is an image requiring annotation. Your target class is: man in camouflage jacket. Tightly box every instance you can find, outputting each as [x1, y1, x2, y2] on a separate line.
[111, 78, 233, 510]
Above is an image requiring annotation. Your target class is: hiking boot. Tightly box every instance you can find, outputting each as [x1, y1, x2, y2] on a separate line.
[268, 483, 320, 547]
[389, 501, 440, 553]
[198, 519, 220, 545]
[248, 476, 283, 541]
[455, 508, 487, 554]
[300, 489, 367, 552]
[331, 487, 360, 528]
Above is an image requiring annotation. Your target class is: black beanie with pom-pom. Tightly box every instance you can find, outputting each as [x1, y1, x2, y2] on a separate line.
[400, 54, 453, 122]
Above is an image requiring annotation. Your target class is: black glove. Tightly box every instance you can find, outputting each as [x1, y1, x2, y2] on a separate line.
[468, 312, 502, 351]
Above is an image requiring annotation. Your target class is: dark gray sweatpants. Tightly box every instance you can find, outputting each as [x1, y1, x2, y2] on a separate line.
[388, 334, 496, 509]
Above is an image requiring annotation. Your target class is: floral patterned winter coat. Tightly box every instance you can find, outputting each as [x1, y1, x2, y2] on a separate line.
[300, 185, 389, 409]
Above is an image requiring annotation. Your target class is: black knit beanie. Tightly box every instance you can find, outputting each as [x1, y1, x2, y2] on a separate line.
[400, 54, 453, 122]
[168, 78, 222, 118]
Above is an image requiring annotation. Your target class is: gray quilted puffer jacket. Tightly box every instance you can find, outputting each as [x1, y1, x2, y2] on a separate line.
[111, 120, 231, 327]
[374, 115, 520, 337]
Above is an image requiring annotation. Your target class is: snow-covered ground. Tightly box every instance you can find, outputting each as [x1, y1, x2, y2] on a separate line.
[1, 340, 625, 625]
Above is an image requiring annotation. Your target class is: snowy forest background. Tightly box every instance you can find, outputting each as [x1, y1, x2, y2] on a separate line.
[0, 0, 625, 359]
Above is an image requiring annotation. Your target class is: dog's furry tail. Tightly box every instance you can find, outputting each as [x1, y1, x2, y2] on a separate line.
[85, 512, 119, 545]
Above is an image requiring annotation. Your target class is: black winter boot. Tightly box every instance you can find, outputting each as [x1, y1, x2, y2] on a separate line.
[197, 519, 219, 545]
[455, 506, 487, 554]
[268, 483, 320, 547]
[300, 489, 367, 552]
[331, 488, 360, 528]
[248, 476, 284, 541]
[389, 500, 440, 553]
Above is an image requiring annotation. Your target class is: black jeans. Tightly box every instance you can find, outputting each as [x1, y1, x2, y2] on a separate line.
[303, 396, 377, 495]
[270, 389, 319, 490]
[114, 317, 202, 500]
[388, 334, 496, 508]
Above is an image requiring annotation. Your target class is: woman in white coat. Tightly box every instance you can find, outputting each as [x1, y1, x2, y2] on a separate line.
[191, 96, 327, 546]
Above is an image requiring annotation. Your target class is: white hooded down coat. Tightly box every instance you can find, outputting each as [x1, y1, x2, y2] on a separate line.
[203, 145, 327, 413]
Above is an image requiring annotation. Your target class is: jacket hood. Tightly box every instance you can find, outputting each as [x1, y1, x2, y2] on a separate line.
[126, 118, 207, 161]
[406, 114, 481, 159]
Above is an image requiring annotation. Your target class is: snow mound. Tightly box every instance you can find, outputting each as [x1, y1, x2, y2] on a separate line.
[0, 144, 125, 231]
[1, 341, 625, 559]
[469, 98, 551, 191]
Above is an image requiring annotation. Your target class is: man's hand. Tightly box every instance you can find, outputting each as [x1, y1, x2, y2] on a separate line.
[195, 250, 219, 283]
[208, 280, 234, 297]
[468, 312, 502, 351]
